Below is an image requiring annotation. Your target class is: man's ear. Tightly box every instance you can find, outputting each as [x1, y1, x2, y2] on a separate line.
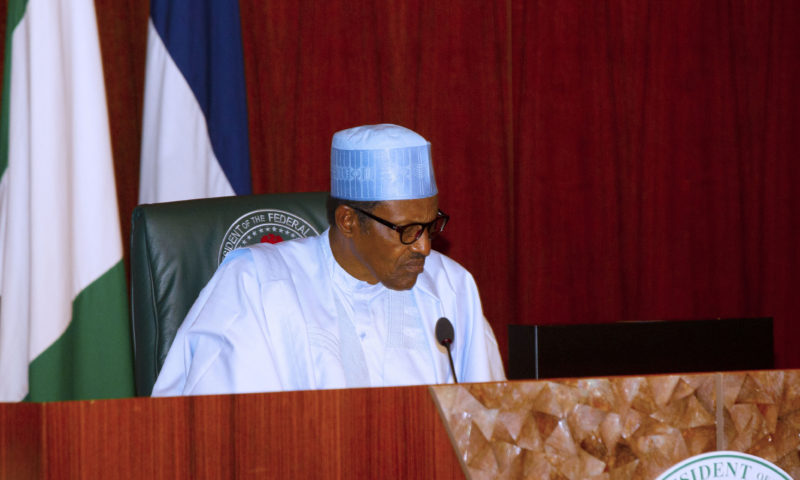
[334, 204, 359, 238]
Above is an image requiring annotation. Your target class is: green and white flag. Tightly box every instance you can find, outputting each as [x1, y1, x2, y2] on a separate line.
[0, 0, 134, 401]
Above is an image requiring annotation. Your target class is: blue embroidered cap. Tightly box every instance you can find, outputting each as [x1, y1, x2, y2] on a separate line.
[330, 124, 438, 201]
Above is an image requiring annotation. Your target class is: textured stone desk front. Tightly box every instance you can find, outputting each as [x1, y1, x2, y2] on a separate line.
[430, 370, 800, 480]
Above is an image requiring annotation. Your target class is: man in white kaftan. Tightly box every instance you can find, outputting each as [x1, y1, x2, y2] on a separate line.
[151, 124, 505, 397]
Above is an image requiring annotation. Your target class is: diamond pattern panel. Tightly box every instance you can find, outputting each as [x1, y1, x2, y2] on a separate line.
[432, 371, 800, 480]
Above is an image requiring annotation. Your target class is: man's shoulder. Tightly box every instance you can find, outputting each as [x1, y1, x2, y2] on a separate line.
[420, 250, 476, 292]
[426, 250, 471, 275]
[222, 234, 324, 281]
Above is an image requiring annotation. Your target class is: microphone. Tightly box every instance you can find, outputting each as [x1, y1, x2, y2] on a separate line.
[435, 317, 458, 384]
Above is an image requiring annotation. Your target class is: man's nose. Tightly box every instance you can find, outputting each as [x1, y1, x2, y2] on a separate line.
[410, 229, 432, 256]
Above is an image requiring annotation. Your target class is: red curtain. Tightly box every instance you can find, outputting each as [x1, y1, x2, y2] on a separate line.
[5, 1, 799, 369]
[511, 0, 800, 367]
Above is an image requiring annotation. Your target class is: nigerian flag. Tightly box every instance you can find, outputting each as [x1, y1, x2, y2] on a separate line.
[0, 0, 134, 401]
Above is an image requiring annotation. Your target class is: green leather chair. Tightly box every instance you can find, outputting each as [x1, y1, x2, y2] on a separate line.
[130, 192, 329, 396]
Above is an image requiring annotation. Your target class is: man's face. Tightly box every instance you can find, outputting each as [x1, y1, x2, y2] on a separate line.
[350, 196, 439, 291]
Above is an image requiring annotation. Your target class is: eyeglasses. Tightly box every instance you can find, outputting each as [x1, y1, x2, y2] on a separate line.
[350, 206, 450, 245]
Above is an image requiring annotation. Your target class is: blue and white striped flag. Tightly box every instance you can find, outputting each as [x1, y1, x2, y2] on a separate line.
[139, 0, 252, 203]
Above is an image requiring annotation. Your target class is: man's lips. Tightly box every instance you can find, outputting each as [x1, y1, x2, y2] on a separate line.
[403, 260, 425, 274]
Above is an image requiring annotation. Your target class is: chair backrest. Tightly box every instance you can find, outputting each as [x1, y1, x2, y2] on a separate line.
[130, 192, 329, 396]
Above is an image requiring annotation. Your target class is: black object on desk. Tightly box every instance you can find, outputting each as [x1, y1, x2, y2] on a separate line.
[508, 317, 774, 380]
